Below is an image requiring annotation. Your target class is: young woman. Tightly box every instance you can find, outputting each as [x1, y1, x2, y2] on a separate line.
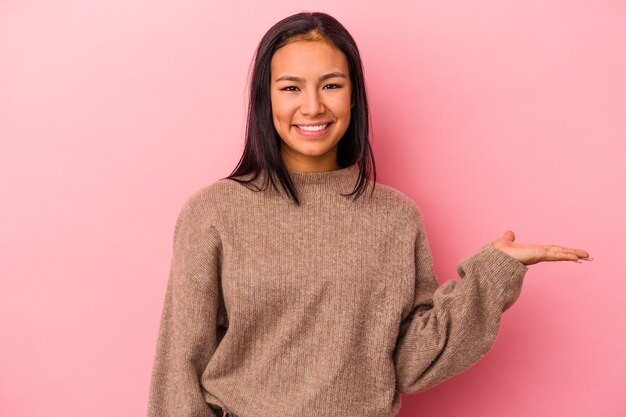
[147, 11, 591, 417]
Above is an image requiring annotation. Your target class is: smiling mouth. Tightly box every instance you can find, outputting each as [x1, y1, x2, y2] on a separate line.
[294, 122, 332, 131]
[293, 122, 333, 137]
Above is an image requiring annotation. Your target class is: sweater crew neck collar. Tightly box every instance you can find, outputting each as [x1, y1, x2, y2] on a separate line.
[287, 163, 360, 194]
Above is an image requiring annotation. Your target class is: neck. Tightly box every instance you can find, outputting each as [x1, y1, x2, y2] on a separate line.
[287, 163, 361, 196]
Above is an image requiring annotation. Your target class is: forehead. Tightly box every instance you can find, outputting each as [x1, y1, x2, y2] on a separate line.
[271, 40, 349, 76]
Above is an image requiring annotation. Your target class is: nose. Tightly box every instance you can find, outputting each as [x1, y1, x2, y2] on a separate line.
[300, 88, 325, 116]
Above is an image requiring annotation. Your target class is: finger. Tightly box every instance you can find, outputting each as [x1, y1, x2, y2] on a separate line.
[542, 245, 566, 254]
[571, 248, 591, 259]
[545, 249, 579, 262]
[546, 246, 592, 260]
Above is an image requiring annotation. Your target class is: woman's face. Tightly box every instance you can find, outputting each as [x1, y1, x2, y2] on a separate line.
[270, 39, 352, 172]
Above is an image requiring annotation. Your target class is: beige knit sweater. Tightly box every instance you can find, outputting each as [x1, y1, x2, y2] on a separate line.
[147, 163, 528, 417]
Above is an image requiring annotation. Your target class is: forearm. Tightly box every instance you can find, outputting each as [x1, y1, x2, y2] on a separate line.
[394, 244, 528, 394]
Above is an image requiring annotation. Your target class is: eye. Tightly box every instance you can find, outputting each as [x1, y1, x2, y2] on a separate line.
[279, 84, 343, 92]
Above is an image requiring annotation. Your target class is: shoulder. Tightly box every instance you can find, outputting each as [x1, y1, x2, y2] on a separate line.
[370, 181, 423, 224]
[175, 174, 259, 228]
[174, 179, 233, 232]
[183, 178, 231, 207]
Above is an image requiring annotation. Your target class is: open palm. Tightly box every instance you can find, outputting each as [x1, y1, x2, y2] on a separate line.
[490, 230, 592, 266]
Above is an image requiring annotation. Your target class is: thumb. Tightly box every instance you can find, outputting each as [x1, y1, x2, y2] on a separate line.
[503, 230, 515, 242]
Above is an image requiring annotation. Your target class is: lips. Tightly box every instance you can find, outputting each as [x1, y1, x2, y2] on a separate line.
[293, 122, 333, 137]
[293, 121, 332, 127]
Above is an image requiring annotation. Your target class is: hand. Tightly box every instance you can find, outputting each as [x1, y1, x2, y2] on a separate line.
[490, 230, 592, 266]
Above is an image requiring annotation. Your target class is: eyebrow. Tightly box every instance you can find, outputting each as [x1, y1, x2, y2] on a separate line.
[274, 72, 347, 83]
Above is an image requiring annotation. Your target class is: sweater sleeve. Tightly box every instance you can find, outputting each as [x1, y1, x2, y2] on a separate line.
[394, 206, 528, 394]
[147, 194, 222, 417]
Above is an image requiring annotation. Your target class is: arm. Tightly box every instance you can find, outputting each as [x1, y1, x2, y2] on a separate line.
[394, 207, 528, 394]
[147, 194, 222, 417]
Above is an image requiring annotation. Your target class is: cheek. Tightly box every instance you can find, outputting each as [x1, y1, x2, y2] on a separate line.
[332, 93, 352, 118]
[270, 95, 292, 125]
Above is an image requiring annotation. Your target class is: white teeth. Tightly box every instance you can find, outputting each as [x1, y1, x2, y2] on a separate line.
[297, 124, 328, 131]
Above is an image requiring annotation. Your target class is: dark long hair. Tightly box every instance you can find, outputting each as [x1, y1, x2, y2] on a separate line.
[223, 11, 377, 205]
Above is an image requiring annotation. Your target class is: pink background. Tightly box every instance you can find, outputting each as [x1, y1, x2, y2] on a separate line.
[1, 1, 624, 416]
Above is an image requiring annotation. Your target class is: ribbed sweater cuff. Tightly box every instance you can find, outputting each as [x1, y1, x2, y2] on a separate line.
[457, 243, 529, 312]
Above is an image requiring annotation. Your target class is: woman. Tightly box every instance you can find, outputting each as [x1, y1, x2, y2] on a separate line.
[147, 11, 590, 417]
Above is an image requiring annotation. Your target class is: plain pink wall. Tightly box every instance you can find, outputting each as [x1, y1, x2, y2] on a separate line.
[1, 0, 624, 416]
